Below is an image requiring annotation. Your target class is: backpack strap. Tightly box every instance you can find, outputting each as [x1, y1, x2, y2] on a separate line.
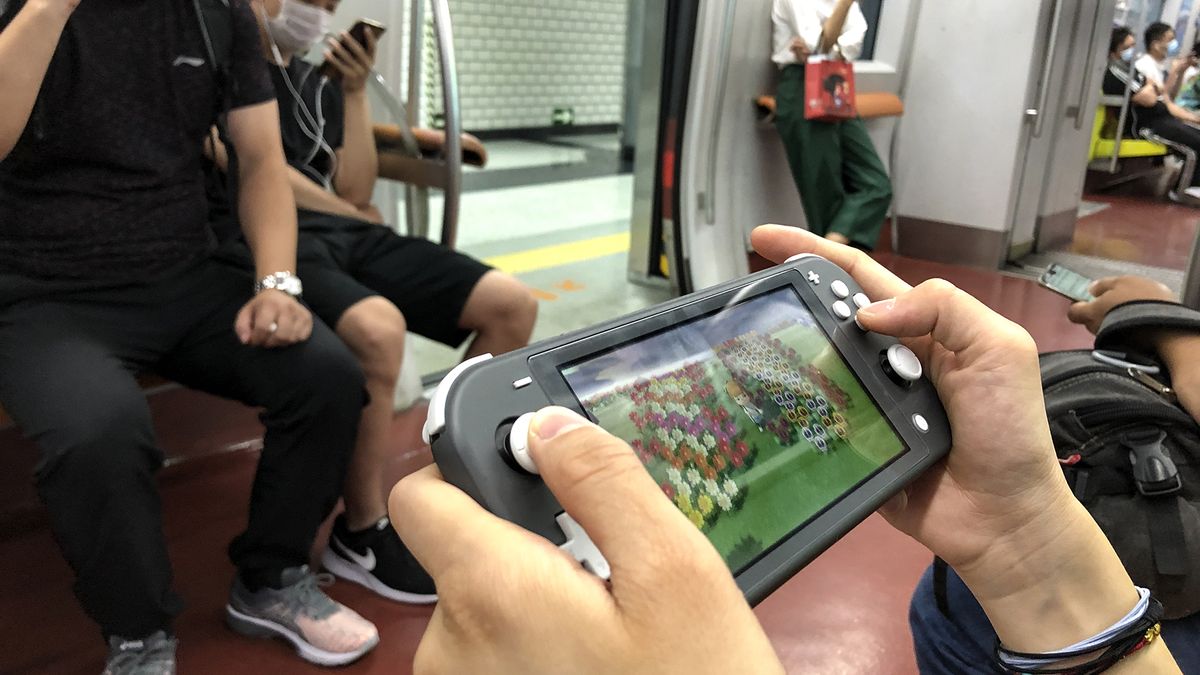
[1096, 300, 1200, 351]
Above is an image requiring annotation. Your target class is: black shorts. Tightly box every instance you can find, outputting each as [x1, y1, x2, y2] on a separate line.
[217, 217, 491, 347]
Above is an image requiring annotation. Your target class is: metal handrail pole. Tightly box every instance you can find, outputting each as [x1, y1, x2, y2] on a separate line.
[431, 0, 462, 250]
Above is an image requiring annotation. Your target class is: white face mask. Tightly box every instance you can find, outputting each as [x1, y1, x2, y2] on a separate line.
[266, 0, 333, 55]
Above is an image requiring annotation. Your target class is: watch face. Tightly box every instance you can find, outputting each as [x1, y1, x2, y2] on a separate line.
[281, 276, 303, 296]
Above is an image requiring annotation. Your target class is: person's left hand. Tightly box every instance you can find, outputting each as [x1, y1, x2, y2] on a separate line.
[789, 36, 810, 61]
[324, 28, 377, 94]
[1067, 275, 1176, 335]
[389, 407, 784, 675]
[234, 290, 313, 347]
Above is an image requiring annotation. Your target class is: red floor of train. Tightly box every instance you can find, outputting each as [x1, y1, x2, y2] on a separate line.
[1071, 193, 1200, 269]
[0, 254, 1097, 674]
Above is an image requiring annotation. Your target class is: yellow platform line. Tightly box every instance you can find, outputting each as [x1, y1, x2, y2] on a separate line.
[483, 232, 630, 275]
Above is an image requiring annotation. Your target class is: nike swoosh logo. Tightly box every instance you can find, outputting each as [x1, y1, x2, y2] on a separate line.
[335, 537, 376, 571]
[173, 56, 206, 68]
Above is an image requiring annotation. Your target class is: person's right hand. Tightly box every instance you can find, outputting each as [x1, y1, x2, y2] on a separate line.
[753, 226, 1069, 572]
[234, 290, 313, 348]
[390, 407, 784, 675]
[789, 36, 811, 61]
[1067, 275, 1176, 335]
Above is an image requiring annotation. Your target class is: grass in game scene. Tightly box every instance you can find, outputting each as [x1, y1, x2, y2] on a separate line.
[579, 322, 905, 570]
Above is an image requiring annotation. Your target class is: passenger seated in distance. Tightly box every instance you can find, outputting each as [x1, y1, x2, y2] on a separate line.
[206, 0, 538, 603]
[0, 0, 381, 670]
[387, 226, 1182, 673]
[1134, 21, 1195, 101]
[909, 273, 1200, 673]
[770, 0, 893, 250]
[1106, 26, 1200, 203]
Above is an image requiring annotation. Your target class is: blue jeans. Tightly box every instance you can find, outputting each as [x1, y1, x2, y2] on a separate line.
[909, 563, 1200, 674]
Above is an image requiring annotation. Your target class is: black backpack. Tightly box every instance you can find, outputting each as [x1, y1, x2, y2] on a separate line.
[1040, 301, 1200, 619]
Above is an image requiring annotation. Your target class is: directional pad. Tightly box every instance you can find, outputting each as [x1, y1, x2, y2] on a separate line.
[556, 513, 610, 580]
[807, 271, 821, 285]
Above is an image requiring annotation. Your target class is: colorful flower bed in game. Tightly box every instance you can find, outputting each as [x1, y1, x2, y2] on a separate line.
[715, 331, 851, 452]
[583, 362, 750, 530]
[579, 328, 855, 534]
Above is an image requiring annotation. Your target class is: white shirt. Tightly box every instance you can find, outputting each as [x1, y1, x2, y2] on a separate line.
[771, 0, 867, 67]
[1134, 53, 1169, 86]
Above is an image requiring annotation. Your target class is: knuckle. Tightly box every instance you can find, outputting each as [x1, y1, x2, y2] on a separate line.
[919, 277, 959, 298]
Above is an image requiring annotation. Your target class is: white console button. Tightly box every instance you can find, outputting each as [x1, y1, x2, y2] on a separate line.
[886, 344, 923, 382]
[852, 292, 871, 309]
[512, 376, 533, 390]
[508, 412, 539, 474]
[556, 512, 611, 580]
[831, 280, 850, 298]
[912, 414, 930, 433]
[831, 301, 852, 320]
[807, 271, 821, 285]
[423, 353, 494, 444]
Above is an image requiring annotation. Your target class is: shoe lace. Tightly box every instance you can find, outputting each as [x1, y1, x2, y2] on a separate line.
[106, 634, 175, 675]
[281, 571, 339, 621]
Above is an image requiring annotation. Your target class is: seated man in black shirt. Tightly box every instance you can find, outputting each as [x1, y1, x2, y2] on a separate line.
[0, 0, 381, 670]
[207, 0, 538, 603]
[1104, 26, 1200, 202]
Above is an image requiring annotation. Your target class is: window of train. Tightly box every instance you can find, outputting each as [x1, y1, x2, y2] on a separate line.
[859, 0, 883, 61]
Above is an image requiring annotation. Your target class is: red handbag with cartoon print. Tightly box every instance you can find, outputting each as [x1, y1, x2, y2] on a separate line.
[804, 54, 857, 122]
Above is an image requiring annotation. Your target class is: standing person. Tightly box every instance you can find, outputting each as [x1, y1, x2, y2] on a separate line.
[770, 0, 892, 250]
[0, 0, 381, 670]
[203, 0, 538, 605]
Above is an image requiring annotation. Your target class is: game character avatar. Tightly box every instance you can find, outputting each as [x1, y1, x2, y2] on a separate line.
[725, 380, 766, 430]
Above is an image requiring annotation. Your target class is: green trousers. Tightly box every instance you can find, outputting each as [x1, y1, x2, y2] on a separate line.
[774, 65, 892, 249]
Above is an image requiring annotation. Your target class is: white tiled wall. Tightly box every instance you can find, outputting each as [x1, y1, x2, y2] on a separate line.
[432, 0, 629, 131]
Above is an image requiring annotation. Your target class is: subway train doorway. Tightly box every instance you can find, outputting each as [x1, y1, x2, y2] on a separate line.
[385, 0, 680, 379]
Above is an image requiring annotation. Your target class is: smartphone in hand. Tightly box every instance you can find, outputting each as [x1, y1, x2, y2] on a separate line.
[1039, 263, 1095, 302]
[319, 18, 387, 81]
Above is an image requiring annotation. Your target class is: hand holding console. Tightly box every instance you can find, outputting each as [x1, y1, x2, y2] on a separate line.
[421, 236, 949, 602]
[390, 226, 1178, 673]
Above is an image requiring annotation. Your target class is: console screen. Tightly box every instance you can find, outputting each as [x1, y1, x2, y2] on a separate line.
[560, 287, 907, 574]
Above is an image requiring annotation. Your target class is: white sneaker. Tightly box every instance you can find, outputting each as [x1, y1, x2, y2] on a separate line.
[225, 566, 379, 667]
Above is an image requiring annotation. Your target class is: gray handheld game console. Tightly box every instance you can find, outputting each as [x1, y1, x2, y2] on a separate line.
[423, 254, 950, 605]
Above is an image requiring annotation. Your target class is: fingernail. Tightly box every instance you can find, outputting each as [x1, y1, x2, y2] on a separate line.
[857, 299, 895, 317]
[531, 407, 589, 440]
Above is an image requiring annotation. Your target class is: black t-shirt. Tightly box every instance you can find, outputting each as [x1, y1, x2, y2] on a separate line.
[1103, 59, 1171, 136]
[0, 0, 274, 285]
[270, 59, 344, 186]
[210, 58, 345, 242]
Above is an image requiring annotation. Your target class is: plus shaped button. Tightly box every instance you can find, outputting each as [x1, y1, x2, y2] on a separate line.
[807, 271, 821, 285]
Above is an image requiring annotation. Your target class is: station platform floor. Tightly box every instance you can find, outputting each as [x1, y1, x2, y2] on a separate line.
[0, 249, 1095, 675]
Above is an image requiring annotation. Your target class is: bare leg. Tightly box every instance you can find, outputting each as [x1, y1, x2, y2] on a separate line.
[334, 296, 407, 531]
[459, 271, 538, 360]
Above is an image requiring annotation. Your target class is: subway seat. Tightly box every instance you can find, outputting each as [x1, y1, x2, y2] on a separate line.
[753, 91, 905, 124]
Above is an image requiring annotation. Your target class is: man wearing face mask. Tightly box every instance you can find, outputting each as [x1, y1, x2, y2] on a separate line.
[1135, 21, 1198, 101]
[206, 0, 538, 609]
[1107, 26, 1200, 202]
